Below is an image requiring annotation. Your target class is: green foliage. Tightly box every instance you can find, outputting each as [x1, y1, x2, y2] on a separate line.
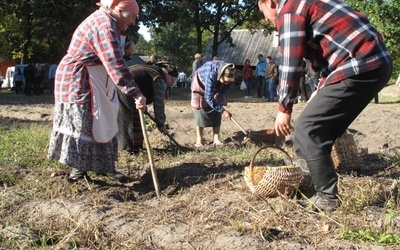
[139, 0, 263, 58]
[135, 35, 153, 56]
[343, 0, 400, 76]
[341, 229, 400, 244]
[0, 171, 21, 186]
[0, 126, 59, 169]
[150, 23, 201, 73]
[0, 0, 96, 63]
[1, 0, 399, 79]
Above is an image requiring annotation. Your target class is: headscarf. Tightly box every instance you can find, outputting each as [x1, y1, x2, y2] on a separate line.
[155, 62, 178, 77]
[218, 62, 235, 83]
[96, 0, 138, 13]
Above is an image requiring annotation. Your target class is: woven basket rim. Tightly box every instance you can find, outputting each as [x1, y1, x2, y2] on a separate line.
[244, 146, 303, 198]
[249, 145, 295, 169]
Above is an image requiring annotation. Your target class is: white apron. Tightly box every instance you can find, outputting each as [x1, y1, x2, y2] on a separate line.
[87, 65, 119, 143]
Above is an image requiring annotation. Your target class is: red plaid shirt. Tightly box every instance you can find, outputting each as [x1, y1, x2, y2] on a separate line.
[276, 0, 391, 114]
[54, 8, 142, 104]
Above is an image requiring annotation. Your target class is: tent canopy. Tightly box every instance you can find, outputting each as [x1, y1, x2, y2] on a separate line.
[0, 59, 16, 77]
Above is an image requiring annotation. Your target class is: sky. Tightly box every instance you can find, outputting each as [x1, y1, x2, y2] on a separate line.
[138, 24, 151, 41]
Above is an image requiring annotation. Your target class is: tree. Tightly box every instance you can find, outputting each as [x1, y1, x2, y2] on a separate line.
[134, 34, 153, 57]
[0, 0, 95, 63]
[148, 22, 200, 73]
[139, 0, 264, 57]
[343, 0, 400, 76]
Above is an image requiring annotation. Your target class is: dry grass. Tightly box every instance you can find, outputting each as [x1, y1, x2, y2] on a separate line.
[1, 139, 400, 249]
[1, 86, 400, 249]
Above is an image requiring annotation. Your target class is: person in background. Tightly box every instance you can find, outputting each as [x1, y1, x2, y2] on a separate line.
[160, 56, 169, 62]
[48, 0, 147, 183]
[297, 61, 309, 102]
[117, 63, 178, 154]
[258, 0, 392, 211]
[13, 67, 24, 95]
[160, 56, 173, 99]
[123, 41, 135, 60]
[255, 54, 267, 98]
[0, 74, 3, 92]
[33, 63, 44, 95]
[146, 55, 158, 65]
[177, 71, 187, 88]
[192, 53, 202, 78]
[242, 58, 253, 98]
[265, 56, 278, 102]
[213, 55, 219, 61]
[305, 60, 320, 93]
[23, 63, 34, 96]
[48, 63, 58, 95]
[190, 60, 235, 147]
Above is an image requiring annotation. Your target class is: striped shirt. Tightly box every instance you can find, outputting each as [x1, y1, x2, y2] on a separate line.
[276, 0, 391, 114]
[54, 7, 142, 104]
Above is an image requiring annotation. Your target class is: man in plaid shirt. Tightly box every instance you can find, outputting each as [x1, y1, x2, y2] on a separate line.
[258, 0, 392, 211]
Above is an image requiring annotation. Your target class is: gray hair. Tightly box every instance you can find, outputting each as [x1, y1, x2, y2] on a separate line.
[121, 11, 131, 18]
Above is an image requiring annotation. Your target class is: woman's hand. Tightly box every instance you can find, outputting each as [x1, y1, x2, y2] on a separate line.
[222, 110, 232, 119]
[275, 111, 293, 136]
[135, 95, 147, 110]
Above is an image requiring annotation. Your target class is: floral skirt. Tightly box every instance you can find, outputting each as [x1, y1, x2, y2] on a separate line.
[48, 102, 118, 173]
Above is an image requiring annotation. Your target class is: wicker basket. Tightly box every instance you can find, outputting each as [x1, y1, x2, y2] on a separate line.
[250, 128, 284, 147]
[244, 146, 303, 198]
[331, 131, 361, 172]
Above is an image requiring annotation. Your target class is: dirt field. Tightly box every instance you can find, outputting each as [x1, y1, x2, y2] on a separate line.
[1, 84, 400, 249]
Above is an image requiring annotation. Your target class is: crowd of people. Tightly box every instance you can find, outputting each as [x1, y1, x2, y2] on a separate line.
[2, 63, 58, 96]
[40, 0, 393, 213]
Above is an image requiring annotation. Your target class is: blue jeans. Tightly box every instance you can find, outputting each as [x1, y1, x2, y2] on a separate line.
[265, 77, 276, 101]
[244, 78, 251, 96]
[309, 78, 318, 92]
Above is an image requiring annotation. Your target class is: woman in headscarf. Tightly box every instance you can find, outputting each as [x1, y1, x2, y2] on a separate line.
[190, 60, 235, 147]
[48, 0, 147, 183]
[117, 62, 178, 154]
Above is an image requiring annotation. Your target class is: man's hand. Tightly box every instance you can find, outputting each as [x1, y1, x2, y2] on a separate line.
[275, 111, 293, 136]
[222, 110, 232, 119]
[135, 95, 147, 110]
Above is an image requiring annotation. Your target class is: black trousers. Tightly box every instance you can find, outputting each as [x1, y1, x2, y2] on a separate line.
[257, 75, 265, 98]
[294, 61, 392, 160]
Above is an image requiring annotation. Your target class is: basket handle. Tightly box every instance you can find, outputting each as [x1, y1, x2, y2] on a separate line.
[249, 145, 293, 169]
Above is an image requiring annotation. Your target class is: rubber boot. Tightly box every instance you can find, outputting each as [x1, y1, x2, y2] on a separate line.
[298, 155, 339, 211]
[67, 168, 90, 183]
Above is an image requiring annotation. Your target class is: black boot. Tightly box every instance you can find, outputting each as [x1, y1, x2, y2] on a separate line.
[67, 168, 90, 183]
[298, 155, 339, 211]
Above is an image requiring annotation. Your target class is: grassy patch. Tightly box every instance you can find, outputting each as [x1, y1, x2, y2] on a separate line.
[0, 126, 61, 169]
[341, 229, 400, 244]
